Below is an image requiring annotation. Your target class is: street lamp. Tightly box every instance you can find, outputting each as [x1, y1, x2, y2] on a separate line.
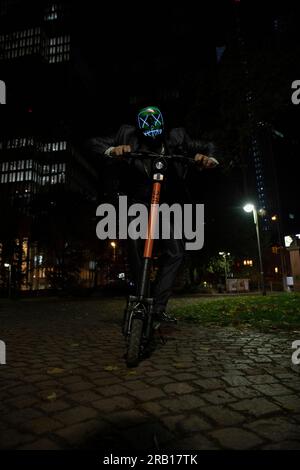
[4, 263, 12, 299]
[110, 241, 116, 262]
[243, 203, 266, 295]
[219, 252, 231, 290]
[271, 214, 287, 292]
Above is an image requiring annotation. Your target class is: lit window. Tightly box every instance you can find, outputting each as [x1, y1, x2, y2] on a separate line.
[42, 176, 49, 185]
[58, 172, 65, 183]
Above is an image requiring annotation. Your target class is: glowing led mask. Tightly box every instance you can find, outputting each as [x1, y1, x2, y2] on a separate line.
[137, 106, 164, 139]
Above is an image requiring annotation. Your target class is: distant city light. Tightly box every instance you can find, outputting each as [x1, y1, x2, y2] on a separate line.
[275, 267, 279, 273]
[243, 259, 253, 267]
[284, 234, 300, 247]
[110, 242, 116, 248]
[258, 208, 267, 216]
[285, 236, 293, 247]
[271, 215, 278, 221]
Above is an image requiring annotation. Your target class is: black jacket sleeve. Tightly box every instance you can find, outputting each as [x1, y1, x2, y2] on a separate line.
[84, 125, 139, 160]
[84, 134, 115, 161]
[168, 127, 218, 160]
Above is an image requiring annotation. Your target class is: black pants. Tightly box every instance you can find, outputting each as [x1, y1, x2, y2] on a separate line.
[127, 217, 185, 313]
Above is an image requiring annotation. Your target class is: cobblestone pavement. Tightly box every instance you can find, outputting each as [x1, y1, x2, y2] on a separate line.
[0, 296, 300, 451]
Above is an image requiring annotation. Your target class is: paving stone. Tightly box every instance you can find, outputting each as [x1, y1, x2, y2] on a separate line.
[98, 384, 129, 397]
[104, 410, 148, 428]
[119, 380, 150, 391]
[146, 376, 174, 386]
[201, 405, 246, 426]
[160, 395, 206, 412]
[193, 378, 224, 390]
[60, 375, 85, 385]
[56, 405, 98, 425]
[273, 395, 300, 412]
[17, 438, 63, 450]
[221, 375, 251, 386]
[2, 408, 44, 425]
[128, 387, 166, 401]
[8, 384, 37, 396]
[140, 401, 169, 418]
[35, 380, 60, 390]
[65, 381, 94, 393]
[282, 381, 300, 393]
[179, 414, 212, 434]
[247, 374, 278, 385]
[92, 396, 135, 413]
[163, 382, 196, 395]
[200, 390, 236, 405]
[252, 383, 294, 396]
[93, 377, 123, 387]
[24, 374, 50, 384]
[0, 428, 35, 449]
[21, 416, 62, 435]
[166, 433, 219, 450]
[230, 398, 281, 417]
[68, 390, 101, 404]
[4, 395, 39, 409]
[55, 419, 107, 446]
[162, 413, 211, 434]
[173, 373, 198, 381]
[245, 417, 300, 442]
[37, 399, 71, 413]
[121, 422, 175, 450]
[262, 440, 300, 450]
[227, 386, 260, 399]
[197, 370, 223, 379]
[210, 427, 263, 449]
[160, 414, 186, 433]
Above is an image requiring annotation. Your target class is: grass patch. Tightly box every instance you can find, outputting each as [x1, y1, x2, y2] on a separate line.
[170, 293, 300, 331]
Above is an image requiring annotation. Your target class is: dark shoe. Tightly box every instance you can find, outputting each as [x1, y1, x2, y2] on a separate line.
[154, 311, 177, 324]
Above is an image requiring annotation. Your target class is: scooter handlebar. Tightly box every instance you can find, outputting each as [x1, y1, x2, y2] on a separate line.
[118, 151, 196, 165]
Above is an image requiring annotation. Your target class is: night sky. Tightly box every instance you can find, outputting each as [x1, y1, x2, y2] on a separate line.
[1, 0, 300, 235]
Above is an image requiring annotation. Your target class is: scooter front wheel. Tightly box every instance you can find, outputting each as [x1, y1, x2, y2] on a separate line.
[126, 318, 143, 368]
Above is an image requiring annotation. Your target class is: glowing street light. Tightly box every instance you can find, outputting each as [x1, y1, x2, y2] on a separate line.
[4, 263, 12, 298]
[110, 241, 117, 261]
[243, 203, 266, 295]
[243, 203, 254, 213]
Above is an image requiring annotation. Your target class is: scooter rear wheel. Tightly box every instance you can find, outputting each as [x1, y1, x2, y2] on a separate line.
[126, 318, 143, 368]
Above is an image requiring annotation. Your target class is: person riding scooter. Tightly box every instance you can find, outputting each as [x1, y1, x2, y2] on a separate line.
[87, 105, 219, 321]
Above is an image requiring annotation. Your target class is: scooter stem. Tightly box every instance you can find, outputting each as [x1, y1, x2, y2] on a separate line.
[144, 181, 161, 258]
[137, 175, 163, 299]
